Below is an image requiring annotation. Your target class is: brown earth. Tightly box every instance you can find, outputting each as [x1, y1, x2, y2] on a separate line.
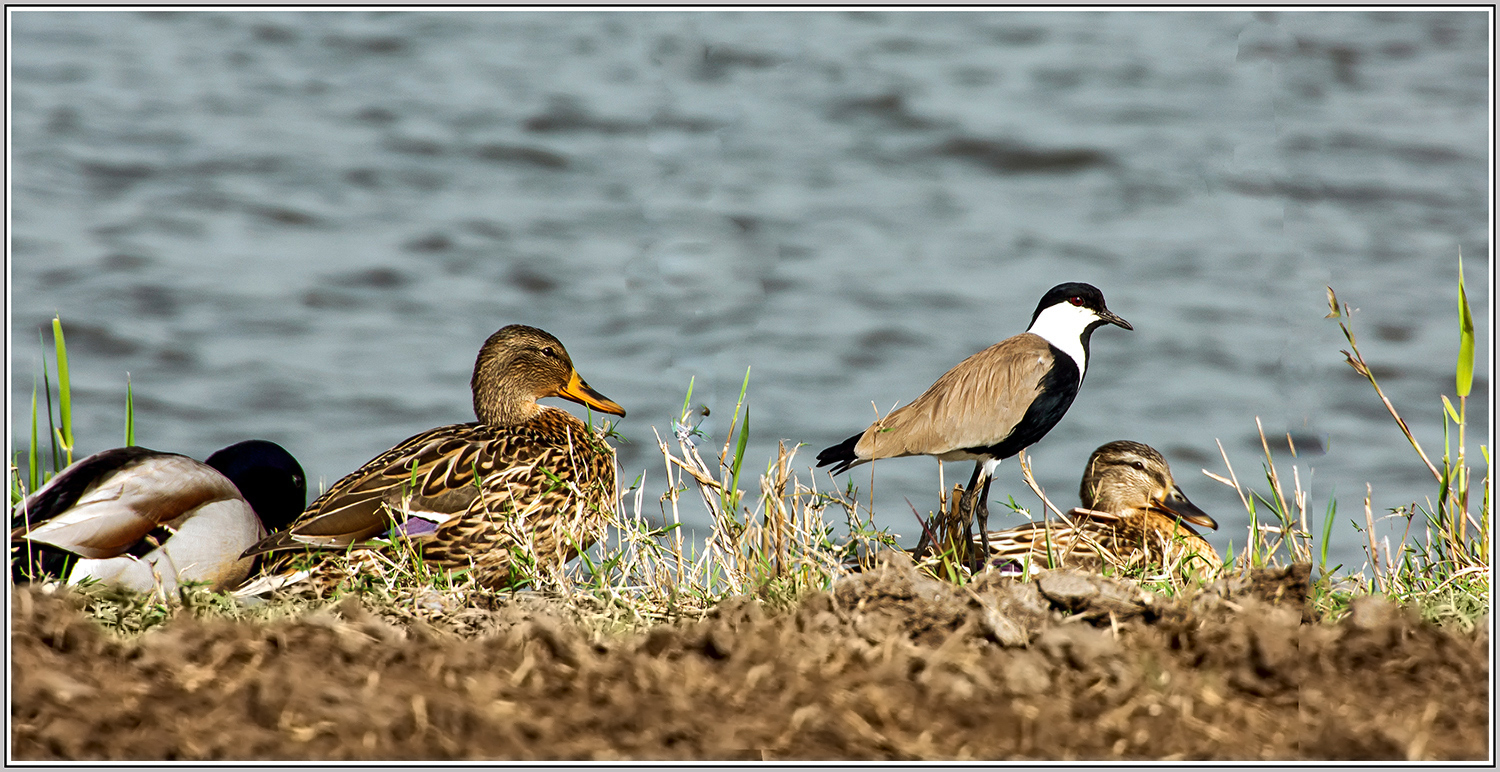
[10, 555, 1490, 761]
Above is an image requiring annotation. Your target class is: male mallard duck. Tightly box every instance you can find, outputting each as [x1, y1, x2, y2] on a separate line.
[981, 440, 1222, 583]
[11, 439, 306, 593]
[240, 324, 626, 590]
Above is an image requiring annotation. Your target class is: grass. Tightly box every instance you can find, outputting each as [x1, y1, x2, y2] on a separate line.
[1196, 267, 1489, 630]
[571, 375, 893, 619]
[9, 261, 1489, 636]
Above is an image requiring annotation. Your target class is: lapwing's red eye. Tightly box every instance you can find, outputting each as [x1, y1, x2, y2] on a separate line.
[1068, 296, 1084, 306]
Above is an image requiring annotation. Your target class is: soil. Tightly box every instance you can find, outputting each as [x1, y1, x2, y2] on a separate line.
[10, 555, 1490, 761]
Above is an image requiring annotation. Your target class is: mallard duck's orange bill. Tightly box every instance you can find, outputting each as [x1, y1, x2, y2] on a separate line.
[1156, 486, 1218, 530]
[555, 370, 627, 417]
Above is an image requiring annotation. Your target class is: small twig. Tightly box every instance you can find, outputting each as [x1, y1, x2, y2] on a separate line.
[1017, 450, 1067, 519]
[651, 427, 687, 585]
[1255, 417, 1292, 526]
[1362, 484, 1386, 594]
[1335, 305, 1442, 482]
[907, 497, 942, 560]
[662, 452, 724, 491]
[1209, 438, 1253, 514]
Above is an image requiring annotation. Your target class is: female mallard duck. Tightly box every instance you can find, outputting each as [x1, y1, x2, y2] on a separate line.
[982, 440, 1222, 583]
[11, 439, 306, 594]
[240, 324, 626, 590]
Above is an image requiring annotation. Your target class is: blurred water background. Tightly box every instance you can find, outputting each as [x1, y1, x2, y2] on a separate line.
[9, 10, 1491, 571]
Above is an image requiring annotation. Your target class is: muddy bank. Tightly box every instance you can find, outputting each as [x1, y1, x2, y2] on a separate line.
[10, 556, 1489, 761]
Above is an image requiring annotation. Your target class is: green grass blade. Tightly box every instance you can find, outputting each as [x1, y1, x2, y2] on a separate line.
[1456, 253, 1474, 397]
[680, 376, 695, 422]
[735, 366, 751, 409]
[1318, 493, 1337, 576]
[10, 454, 23, 506]
[41, 343, 59, 475]
[729, 406, 750, 509]
[29, 382, 40, 495]
[52, 317, 74, 466]
[124, 374, 136, 447]
[1442, 395, 1461, 425]
[720, 367, 752, 447]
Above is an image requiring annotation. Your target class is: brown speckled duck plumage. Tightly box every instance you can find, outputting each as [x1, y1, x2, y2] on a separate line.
[240, 325, 625, 590]
[982, 440, 1222, 584]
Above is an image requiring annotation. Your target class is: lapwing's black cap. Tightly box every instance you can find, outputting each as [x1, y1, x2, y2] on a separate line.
[1031, 282, 1132, 331]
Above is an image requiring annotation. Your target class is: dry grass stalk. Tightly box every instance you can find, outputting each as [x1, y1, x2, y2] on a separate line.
[585, 420, 874, 620]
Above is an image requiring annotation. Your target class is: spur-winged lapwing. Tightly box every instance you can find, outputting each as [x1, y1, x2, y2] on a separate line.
[815, 282, 1132, 555]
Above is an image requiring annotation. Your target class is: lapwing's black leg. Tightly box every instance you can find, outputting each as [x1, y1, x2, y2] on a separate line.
[976, 473, 995, 570]
[958, 462, 983, 563]
[915, 520, 931, 559]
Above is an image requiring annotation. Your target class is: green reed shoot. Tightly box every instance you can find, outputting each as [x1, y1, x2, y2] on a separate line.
[1317, 494, 1338, 579]
[124, 375, 136, 447]
[41, 342, 58, 472]
[15, 318, 77, 502]
[679, 375, 696, 425]
[1326, 266, 1487, 595]
[721, 367, 753, 517]
[51, 317, 74, 468]
[28, 382, 41, 496]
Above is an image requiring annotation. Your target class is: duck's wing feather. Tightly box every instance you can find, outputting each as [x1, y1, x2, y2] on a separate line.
[13, 447, 165, 529]
[240, 411, 618, 590]
[12, 449, 240, 560]
[421, 416, 618, 580]
[982, 508, 1125, 564]
[241, 423, 510, 557]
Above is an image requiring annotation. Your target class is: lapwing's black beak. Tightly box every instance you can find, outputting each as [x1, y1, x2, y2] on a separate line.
[1100, 308, 1133, 331]
[1156, 486, 1217, 530]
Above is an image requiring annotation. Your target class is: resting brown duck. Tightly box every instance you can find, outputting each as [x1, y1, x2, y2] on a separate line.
[239, 325, 626, 590]
[981, 440, 1222, 583]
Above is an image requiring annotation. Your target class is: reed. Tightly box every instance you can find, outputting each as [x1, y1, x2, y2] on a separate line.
[573, 373, 891, 618]
[10, 316, 137, 505]
[1201, 265, 1488, 628]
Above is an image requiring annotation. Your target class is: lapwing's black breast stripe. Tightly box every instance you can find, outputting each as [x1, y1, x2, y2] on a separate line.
[961, 343, 1081, 461]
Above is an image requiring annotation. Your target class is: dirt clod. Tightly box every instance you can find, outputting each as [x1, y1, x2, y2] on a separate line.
[10, 559, 1489, 761]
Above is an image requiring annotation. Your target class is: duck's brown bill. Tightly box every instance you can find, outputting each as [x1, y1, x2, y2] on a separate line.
[1156, 486, 1217, 530]
[555, 370, 627, 417]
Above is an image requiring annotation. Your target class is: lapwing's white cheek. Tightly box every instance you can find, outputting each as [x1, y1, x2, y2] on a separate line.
[1026, 301, 1101, 383]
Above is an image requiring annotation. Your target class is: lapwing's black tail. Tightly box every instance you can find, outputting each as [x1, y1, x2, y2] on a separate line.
[816, 432, 864, 475]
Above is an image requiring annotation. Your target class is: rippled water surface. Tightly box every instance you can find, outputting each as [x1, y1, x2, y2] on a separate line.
[9, 11, 1491, 568]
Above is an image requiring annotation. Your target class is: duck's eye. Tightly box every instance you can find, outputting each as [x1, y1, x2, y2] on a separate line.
[1068, 296, 1085, 307]
[1130, 461, 1146, 471]
[541, 346, 557, 358]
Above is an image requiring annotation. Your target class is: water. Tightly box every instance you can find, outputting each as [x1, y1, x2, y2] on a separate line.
[9, 10, 1490, 571]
